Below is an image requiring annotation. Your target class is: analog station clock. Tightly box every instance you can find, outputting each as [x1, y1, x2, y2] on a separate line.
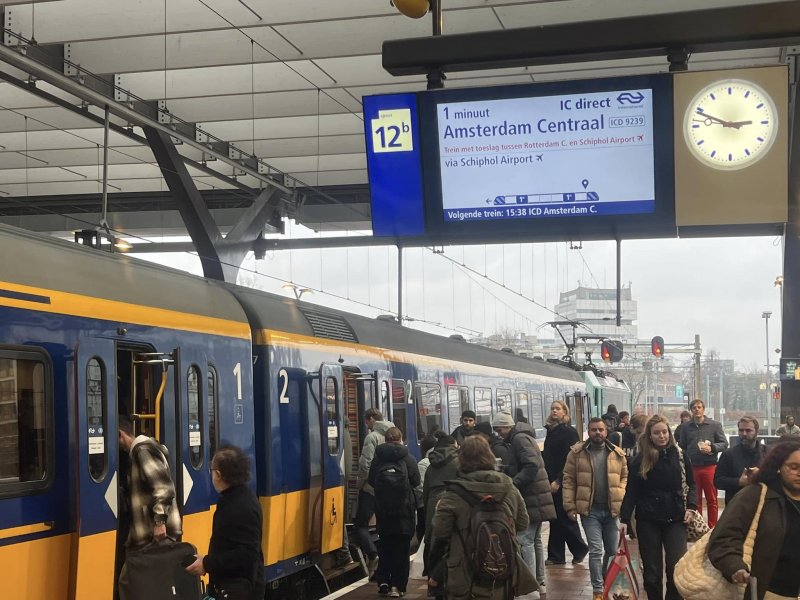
[683, 79, 778, 171]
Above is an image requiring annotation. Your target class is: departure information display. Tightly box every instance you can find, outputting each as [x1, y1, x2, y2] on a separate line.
[437, 89, 655, 222]
[363, 74, 674, 240]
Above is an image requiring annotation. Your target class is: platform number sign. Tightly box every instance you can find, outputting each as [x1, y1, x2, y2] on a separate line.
[371, 109, 413, 153]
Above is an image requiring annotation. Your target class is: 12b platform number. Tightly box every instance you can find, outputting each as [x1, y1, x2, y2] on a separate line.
[371, 108, 413, 153]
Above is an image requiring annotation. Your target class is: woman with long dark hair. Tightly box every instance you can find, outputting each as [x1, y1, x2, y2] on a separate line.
[542, 399, 588, 565]
[620, 415, 696, 600]
[708, 439, 800, 600]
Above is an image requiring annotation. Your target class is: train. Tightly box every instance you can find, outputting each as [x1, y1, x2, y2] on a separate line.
[0, 223, 630, 599]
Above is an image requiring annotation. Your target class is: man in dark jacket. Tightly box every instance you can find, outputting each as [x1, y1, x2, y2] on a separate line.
[368, 427, 420, 598]
[714, 416, 767, 505]
[678, 399, 728, 527]
[493, 411, 555, 591]
[451, 410, 477, 445]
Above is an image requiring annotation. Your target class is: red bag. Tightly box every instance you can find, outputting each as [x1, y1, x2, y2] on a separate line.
[603, 531, 640, 600]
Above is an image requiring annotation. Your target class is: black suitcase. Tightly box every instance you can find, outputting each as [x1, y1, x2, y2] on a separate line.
[121, 541, 203, 600]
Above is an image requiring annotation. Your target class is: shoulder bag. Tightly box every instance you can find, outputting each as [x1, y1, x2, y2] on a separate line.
[673, 483, 768, 600]
[677, 445, 710, 542]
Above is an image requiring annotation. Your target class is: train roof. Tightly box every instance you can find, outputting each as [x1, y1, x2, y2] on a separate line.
[0, 223, 249, 329]
[229, 284, 583, 381]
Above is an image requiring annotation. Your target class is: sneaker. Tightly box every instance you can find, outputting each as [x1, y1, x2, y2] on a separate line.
[544, 559, 565, 565]
[388, 587, 401, 598]
[378, 583, 389, 595]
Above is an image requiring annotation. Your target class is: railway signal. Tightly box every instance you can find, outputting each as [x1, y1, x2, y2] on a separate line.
[651, 335, 665, 357]
[600, 340, 624, 363]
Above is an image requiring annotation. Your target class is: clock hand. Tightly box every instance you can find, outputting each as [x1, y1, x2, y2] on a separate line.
[695, 110, 729, 126]
[727, 120, 753, 128]
[694, 111, 753, 129]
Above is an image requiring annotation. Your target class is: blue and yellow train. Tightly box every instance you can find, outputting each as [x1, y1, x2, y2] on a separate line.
[0, 224, 629, 599]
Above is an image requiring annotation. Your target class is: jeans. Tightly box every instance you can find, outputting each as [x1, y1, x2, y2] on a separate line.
[580, 508, 619, 593]
[635, 519, 687, 600]
[517, 522, 545, 584]
[376, 534, 412, 592]
[693, 464, 719, 527]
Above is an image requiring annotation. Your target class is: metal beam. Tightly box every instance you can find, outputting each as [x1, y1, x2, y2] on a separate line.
[0, 40, 293, 196]
[382, 1, 800, 76]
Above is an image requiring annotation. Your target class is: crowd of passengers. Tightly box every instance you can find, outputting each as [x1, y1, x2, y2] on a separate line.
[113, 402, 800, 600]
[351, 402, 800, 600]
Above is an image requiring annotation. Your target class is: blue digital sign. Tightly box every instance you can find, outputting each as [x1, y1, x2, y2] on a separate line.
[364, 75, 675, 241]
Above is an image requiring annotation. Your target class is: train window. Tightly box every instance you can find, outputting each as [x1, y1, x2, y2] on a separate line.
[391, 379, 407, 440]
[207, 366, 218, 459]
[446, 386, 469, 432]
[326, 377, 339, 455]
[0, 350, 50, 493]
[496, 389, 512, 415]
[515, 391, 530, 424]
[86, 358, 107, 482]
[531, 392, 544, 429]
[380, 381, 391, 419]
[413, 383, 441, 439]
[474, 387, 492, 423]
[187, 366, 203, 469]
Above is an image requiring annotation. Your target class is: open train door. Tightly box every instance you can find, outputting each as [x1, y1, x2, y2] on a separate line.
[307, 363, 345, 558]
[568, 390, 590, 440]
[72, 337, 119, 599]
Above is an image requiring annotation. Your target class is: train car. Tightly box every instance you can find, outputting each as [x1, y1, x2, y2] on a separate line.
[0, 223, 591, 599]
[581, 368, 634, 419]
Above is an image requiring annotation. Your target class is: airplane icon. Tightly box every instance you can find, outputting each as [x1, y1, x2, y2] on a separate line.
[536, 154, 543, 161]
[637, 135, 644, 141]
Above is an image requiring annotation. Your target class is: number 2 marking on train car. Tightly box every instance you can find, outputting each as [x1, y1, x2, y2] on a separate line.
[233, 362, 242, 400]
[278, 369, 289, 404]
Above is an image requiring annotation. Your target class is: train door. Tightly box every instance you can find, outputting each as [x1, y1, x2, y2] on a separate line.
[73, 337, 119, 599]
[568, 391, 589, 439]
[307, 363, 345, 557]
[171, 347, 213, 550]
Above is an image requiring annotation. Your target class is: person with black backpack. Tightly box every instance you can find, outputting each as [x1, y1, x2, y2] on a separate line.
[368, 427, 420, 598]
[428, 436, 538, 600]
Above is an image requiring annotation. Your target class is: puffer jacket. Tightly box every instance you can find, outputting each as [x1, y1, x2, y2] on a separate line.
[562, 439, 628, 517]
[429, 469, 537, 600]
[367, 442, 419, 536]
[358, 420, 395, 492]
[505, 423, 556, 523]
[620, 445, 697, 525]
[707, 482, 789, 600]
[543, 422, 580, 484]
[422, 443, 460, 545]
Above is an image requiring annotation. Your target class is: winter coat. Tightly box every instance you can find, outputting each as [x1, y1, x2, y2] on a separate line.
[713, 442, 768, 504]
[358, 420, 395, 493]
[505, 423, 556, 523]
[620, 427, 638, 462]
[678, 417, 728, 467]
[451, 424, 476, 446]
[488, 435, 513, 470]
[416, 454, 431, 509]
[542, 422, 580, 484]
[368, 442, 420, 536]
[708, 483, 792, 600]
[620, 445, 697, 525]
[126, 435, 182, 549]
[562, 440, 628, 517]
[422, 444, 460, 544]
[429, 469, 537, 600]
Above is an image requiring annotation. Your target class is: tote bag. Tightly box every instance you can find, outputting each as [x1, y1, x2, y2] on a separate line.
[603, 531, 640, 600]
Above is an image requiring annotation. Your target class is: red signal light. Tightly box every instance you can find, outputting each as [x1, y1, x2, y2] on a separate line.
[651, 336, 664, 358]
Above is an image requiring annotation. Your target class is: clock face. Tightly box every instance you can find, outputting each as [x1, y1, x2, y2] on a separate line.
[683, 79, 778, 171]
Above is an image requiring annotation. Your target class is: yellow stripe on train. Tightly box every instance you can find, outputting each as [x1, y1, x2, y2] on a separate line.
[0, 280, 251, 340]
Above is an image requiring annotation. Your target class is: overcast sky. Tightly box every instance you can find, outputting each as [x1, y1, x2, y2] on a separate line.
[136, 224, 783, 371]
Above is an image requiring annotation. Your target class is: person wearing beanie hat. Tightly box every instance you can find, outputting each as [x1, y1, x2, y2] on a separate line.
[494, 411, 556, 594]
[451, 410, 477, 446]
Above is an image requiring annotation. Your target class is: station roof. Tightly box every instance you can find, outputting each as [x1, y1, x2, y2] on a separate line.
[0, 0, 790, 238]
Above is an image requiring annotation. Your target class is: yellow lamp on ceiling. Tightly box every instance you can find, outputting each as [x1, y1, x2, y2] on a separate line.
[392, 0, 430, 19]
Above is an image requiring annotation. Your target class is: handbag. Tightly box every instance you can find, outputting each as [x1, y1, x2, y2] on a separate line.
[603, 530, 640, 600]
[677, 446, 711, 542]
[673, 483, 768, 600]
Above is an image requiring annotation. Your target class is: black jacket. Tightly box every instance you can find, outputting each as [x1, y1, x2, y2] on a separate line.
[620, 427, 638, 462]
[488, 434, 513, 468]
[451, 424, 475, 446]
[678, 417, 728, 466]
[713, 442, 768, 504]
[506, 422, 557, 523]
[620, 445, 697, 525]
[543, 422, 580, 484]
[203, 484, 263, 586]
[368, 442, 420, 536]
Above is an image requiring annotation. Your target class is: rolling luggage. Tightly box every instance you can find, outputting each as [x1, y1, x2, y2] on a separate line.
[121, 540, 203, 600]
